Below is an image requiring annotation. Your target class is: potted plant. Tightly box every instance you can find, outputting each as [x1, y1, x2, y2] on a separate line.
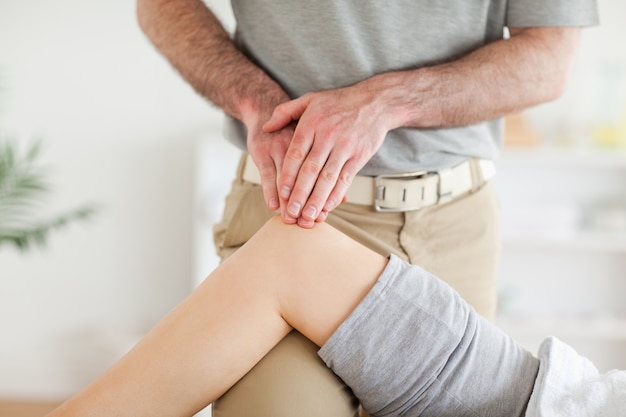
[0, 139, 96, 251]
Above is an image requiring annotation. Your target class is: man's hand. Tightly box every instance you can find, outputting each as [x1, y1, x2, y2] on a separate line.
[137, 0, 301, 223]
[137, 0, 581, 230]
[263, 83, 397, 228]
[261, 27, 581, 229]
[245, 113, 295, 221]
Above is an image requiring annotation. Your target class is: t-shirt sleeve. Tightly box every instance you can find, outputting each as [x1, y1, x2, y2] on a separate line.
[507, 0, 599, 28]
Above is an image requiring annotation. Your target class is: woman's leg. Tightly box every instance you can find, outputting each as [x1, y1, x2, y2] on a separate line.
[47, 215, 387, 417]
[213, 167, 395, 417]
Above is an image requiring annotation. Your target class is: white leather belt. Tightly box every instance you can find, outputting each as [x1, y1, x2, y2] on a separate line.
[242, 154, 495, 212]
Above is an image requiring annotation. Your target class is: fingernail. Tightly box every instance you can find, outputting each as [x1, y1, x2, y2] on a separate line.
[298, 217, 314, 229]
[268, 198, 279, 210]
[280, 186, 291, 199]
[303, 205, 317, 219]
[288, 202, 301, 217]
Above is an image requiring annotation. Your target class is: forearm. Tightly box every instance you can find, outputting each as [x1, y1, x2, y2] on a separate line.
[365, 27, 580, 130]
[136, 0, 289, 126]
[262, 26, 581, 225]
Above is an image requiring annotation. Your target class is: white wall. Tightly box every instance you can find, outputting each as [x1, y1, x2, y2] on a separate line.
[0, 0, 234, 400]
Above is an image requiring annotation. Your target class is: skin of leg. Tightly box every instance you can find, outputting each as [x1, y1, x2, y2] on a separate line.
[214, 158, 402, 417]
[46, 215, 387, 417]
[214, 177, 500, 417]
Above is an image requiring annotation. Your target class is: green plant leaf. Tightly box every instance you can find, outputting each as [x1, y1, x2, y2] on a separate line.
[0, 206, 98, 251]
[0, 140, 98, 252]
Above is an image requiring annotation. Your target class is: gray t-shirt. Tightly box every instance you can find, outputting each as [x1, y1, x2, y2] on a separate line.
[226, 0, 599, 174]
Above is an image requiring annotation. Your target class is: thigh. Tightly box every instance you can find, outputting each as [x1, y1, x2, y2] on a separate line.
[212, 167, 361, 417]
[400, 182, 502, 319]
[213, 331, 360, 417]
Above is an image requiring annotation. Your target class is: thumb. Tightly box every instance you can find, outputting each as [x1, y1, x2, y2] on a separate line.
[262, 95, 310, 132]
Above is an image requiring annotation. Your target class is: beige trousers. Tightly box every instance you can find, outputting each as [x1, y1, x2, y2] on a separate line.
[212, 154, 502, 417]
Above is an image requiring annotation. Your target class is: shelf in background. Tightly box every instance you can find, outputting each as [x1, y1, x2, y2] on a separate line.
[495, 142, 626, 371]
[498, 146, 626, 169]
[497, 315, 626, 342]
[502, 230, 626, 252]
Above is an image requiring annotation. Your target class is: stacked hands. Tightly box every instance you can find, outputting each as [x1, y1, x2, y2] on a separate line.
[247, 80, 400, 228]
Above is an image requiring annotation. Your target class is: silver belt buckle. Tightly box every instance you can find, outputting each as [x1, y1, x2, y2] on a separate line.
[374, 171, 431, 212]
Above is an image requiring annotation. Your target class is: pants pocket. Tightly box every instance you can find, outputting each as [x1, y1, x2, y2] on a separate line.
[213, 180, 275, 260]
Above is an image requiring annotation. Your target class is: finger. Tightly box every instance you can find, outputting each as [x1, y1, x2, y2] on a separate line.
[299, 154, 345, 222]
[323, 159, 360, 212]
[283, 140, 332, 219]
[314, 195, 345, 223]
[262, 95, 310, 133]
[252, 154, 281, 211]
[278, 128, 315, 211]
[281, 210, 298, 225]
[280, 191, 298, 224]
[314, 209, 329, 223]
[296, 216, 316, 229]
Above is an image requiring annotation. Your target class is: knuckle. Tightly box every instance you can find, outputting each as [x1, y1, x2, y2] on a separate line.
[291, 131, 310, 146]
[337, 170, 353, 188]
[259, 164, 276, 179]
[286, 147, 306, 161]
[320, 168, 337, 183]
[279, 173, 296, 187]
[301, 160, 322, 175]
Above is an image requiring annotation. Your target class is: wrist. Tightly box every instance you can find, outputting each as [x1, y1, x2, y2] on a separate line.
[238, 88, 291, 131]
[363, 71, 425, 130]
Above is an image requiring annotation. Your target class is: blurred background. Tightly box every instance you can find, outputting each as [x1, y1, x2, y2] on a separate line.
[0, 0, 236, 410]
[0, 0, 624, 415]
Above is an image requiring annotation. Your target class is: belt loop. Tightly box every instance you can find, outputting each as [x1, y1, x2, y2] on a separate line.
[238, 152, 251, 183]
[468, 158, 483, 193]
[436, 167, 454, 204]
